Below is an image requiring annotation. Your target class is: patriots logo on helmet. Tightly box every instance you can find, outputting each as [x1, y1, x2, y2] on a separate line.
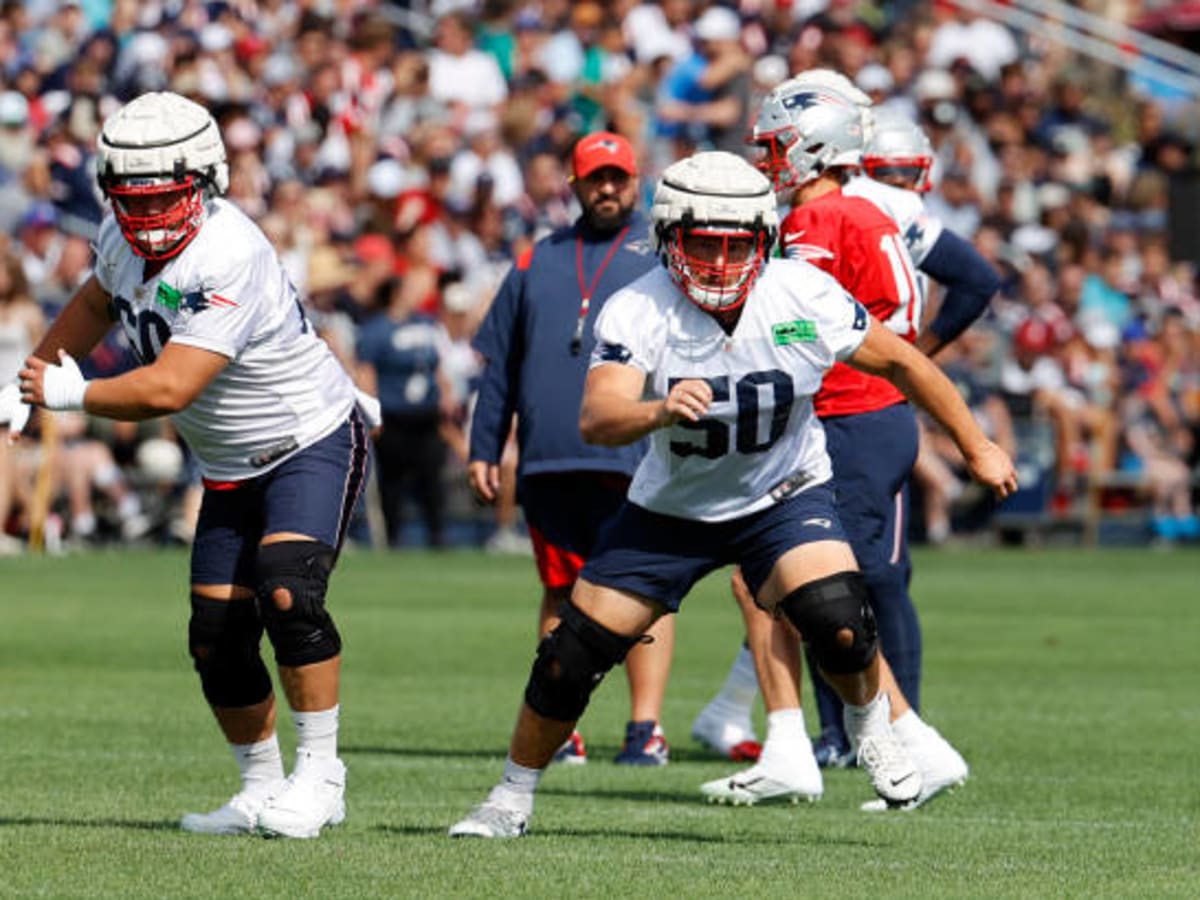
[781, 89, 850, 111]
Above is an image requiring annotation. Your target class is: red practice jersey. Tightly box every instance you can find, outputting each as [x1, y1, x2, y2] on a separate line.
[780, 188, 921, 418]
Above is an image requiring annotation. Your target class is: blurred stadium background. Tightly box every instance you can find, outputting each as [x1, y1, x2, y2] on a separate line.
[0, 0, 1198, 555]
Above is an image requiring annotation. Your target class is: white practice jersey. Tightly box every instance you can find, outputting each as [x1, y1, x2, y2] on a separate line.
[94, 198, 355, 480]
[591, 261, 869, 522]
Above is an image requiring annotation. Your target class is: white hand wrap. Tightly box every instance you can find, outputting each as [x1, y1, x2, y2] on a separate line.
[41, 352, 89, 411]
[0, 383, 30, 434]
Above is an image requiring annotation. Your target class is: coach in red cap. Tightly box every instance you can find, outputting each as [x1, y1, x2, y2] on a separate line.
[571, 131, 638, 181]
[467, 129, 680, 767]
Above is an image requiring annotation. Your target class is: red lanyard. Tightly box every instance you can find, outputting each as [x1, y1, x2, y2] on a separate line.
[571, 225, 629, 355]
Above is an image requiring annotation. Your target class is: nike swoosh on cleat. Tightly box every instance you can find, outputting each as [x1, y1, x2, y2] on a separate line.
[890, 773, 916, 786]
[728, 777, 763, 789]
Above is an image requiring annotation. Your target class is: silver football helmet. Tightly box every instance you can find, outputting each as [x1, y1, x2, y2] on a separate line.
[96, 91, 229, 260]
[750, 78, 865, 194]
[650, 151, 778, 313]
[788, 66, 876, 142]
[862, 110, 934, 192]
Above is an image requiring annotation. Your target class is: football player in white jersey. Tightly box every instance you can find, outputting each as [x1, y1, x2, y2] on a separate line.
[15, 92, 374, 839]
[449, 151, 1016, 837]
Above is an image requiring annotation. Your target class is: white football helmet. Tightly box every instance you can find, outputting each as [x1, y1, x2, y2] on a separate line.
[650, 151, 778, 313]
[96, 91, 229, 260]
[750, 78, 864, 194]
[862, 110, 934, 193]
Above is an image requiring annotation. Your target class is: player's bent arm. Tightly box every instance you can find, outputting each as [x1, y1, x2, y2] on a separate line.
[848, 319, 1017, 497]
[82, 342, 230, 420]
[914, 230, 999, 356]
[581, 363, 713, 446]
[30, 275, 114, 363]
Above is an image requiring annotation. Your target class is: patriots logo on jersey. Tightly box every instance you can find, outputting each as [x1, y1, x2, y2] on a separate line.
[155, 281, 238, 314]
[596, 341, 632, 363]
[904, 220, 926, 251]
[624, 238, 654, 256]
[851, 302, 868, 331]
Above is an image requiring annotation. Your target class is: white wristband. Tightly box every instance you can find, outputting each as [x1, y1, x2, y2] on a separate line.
[42, 352, 89, 411]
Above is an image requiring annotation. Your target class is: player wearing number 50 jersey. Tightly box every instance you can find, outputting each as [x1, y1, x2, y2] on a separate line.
[449, 152, 1016, 837]
[16, 92, 375, 839]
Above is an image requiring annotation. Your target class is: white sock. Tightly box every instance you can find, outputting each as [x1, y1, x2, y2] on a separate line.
[117, 493, 142, 518]
[488, 757, 543, 816]
[293, 705, 339, 759]
[707, 645, 758, 718]
[231, 735, 285, 795]
[759, 707, 807, 768]
[891, 709, 927, 746]
[71, 511, 96, 537]
[843, 691, 892, 748]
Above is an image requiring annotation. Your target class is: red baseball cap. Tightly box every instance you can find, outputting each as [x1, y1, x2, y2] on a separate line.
[572, 131, 637, 180]
[1014, 317, 1054, 355]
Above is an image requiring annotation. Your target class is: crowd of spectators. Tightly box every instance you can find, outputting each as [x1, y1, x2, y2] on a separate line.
[0, 0, 1197, 553]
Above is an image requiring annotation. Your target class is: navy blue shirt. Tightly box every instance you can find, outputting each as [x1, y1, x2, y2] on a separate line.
[470, 213, 656, 482]
[356, 311, 444, 418]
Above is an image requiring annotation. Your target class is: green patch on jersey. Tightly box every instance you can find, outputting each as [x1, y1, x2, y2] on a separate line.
[772, 319, 818, 345]
[155, 282, 183, 310]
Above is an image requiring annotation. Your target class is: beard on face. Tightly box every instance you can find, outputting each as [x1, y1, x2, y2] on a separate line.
[584, 194, 633, 233]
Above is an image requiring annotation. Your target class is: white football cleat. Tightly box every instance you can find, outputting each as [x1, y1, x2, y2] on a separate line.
[448, 801, 529, 838]
[690, 703, 762, 762]
[861, 724, 968, 812]
[857, 732, 921, 806]
[700, 752, 823, 806]
[180, 783, 283, 835]
[257, 751, 346, 839]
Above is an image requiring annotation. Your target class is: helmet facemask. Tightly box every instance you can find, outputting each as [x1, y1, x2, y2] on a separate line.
[103, 172, 209, 260]
[663, 221, 770, 313]
[749, 126, 824, 194]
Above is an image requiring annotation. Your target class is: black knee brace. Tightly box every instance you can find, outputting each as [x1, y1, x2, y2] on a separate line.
[524, 600, 642, 722]
[255, 540, 342, 667]
[188, 594, 272, 708]
[779, 571, 877, 674]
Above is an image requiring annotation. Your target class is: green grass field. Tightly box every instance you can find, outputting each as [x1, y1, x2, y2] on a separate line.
[1, 547, 1197, 898]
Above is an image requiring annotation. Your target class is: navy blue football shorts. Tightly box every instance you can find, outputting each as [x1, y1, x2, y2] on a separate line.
[580, 482, 846, 612]
[190, 413, 371, 587]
